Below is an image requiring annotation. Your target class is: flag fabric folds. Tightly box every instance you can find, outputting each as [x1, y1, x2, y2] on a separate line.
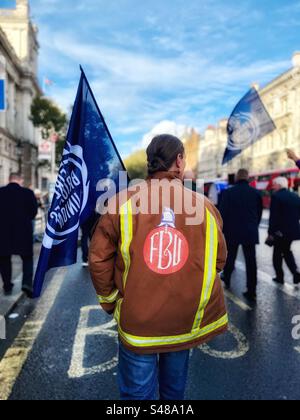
[33, 68, 126, 297]
[222, 87, 276, 165]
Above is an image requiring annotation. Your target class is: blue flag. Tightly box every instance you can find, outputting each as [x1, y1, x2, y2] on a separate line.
[222, 87, 276, 165]
[33, 68, 127, 297]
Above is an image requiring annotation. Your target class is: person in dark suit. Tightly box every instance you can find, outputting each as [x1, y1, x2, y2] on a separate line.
[219, 169, 263, 302]
[268, 177, 300, 285]
[0, 173, 38, 297]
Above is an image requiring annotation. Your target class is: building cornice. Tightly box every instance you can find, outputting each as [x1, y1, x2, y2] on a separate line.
[0, 27, 22, 70]
[260, 67, 299, 96]
[0, 27, 42, 95]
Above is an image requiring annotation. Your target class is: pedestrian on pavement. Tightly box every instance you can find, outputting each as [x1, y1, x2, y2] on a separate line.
[0, 173, 38, 298]
[287, 149, 300, 170]
[80, 211, 99, 267]
[268, 177, 300, 285]
[219, 169, 263, 302]
[89, 134, 228, 401]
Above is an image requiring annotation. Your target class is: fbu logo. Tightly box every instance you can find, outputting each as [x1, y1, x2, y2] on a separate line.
[144, 208, 189, 275]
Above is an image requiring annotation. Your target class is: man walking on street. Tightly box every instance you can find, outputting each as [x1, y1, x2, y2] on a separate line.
[0, 173, 38, 297]
[268, 177, 300, 285]
[219, 169, 263, 302]
[89, 135, 228, 400]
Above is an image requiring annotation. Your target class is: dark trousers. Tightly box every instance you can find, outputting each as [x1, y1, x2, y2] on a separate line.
[0, 255, 33, 292]
[224, 243, 257, 295]
[273, 238, 298, 280]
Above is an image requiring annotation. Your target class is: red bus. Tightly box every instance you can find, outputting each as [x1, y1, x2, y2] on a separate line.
[249, 168, 300, 208]
[204, 168, 300, 209]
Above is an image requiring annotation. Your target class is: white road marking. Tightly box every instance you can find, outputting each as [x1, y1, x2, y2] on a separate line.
[0, 269, 66, 401]
[70, 307, 250, 376]
[198, 323, 250, 359]
[236, 261, 300, 301]
[6, 255, 298, 392]
[68, 306, 119, 379]
[224, 290, 252, 312]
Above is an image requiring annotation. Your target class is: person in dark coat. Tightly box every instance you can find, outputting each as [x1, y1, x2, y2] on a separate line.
[219, 169, 263, 302]
[0, 173, 38, 297]
[268, 177, 300, 285]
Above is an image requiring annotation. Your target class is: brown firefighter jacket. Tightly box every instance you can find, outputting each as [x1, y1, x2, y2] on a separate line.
[89, 172, 228, 354]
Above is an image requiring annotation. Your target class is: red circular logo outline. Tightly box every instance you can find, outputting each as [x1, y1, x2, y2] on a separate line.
[143, 226, 189, 275]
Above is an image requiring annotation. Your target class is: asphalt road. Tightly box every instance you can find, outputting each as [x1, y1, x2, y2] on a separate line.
[0, 228, 300, 400]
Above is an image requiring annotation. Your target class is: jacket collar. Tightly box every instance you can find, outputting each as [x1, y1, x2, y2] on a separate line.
[7, 182, 21, 188]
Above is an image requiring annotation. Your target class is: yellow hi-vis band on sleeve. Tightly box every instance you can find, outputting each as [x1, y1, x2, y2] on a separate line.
[114, 298, 228, 348]
[98, 289, 119, 304]
[120, 199, 133, 289]
[192, 209, 218, 332]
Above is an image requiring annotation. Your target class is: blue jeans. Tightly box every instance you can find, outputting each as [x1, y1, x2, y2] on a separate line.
[118, 342, 190, 400]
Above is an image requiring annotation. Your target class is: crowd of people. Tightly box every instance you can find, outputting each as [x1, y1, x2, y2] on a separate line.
[0, 136, 299, 400]
[219, 151, 300, 302]
[0, 148, 299, 305]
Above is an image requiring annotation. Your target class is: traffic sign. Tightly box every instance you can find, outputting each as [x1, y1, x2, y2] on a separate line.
[0, 80, 6, 112]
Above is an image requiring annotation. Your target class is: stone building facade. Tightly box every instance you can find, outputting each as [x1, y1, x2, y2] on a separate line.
[198, 52, 300, 181]
[182, 128, 201, 175]
[0, 0, 41, 187]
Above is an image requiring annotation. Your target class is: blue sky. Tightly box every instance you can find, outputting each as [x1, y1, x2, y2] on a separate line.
[20, 1, 300, 157]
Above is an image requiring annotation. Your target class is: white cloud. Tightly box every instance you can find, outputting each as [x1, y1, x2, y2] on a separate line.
[141, 121, 193, 148]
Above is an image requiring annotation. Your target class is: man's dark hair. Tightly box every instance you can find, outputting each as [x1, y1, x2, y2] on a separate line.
[9, 172, 22, 182]
[236, 169, 249, 182]
[146, 134, 185, 175]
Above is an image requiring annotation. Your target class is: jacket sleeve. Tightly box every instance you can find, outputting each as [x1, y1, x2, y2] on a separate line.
[208, 202, 228, 273]
[89, 213, 120, 314]
[257, 191, 263, 225]
[27, 190, 38, 220]
[297, 160, 300, 170]
[218, 190, 229, 226]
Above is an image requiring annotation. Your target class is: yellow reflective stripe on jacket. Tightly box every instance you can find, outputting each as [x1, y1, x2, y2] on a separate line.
[115, 300, 228, 348]
[120, 199, 133, 289]
[98, 289, 119, 304]
[192, 209, 218, 332]
[114, 298, 122, 324]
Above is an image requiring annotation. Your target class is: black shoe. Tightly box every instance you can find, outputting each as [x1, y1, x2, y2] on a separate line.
[273, 277, 284, 285]
[22, 287, 34, 299]
[243, 292, 257, 302]
[293, 273, 300, 285]
[220, 273, 231, 290]
[224, 282, 231, 290]
[4, 283, 14, 296]
[4, 289, 13, 296]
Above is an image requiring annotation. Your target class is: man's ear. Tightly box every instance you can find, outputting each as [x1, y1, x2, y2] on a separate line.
[176, 154, 183, 168]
